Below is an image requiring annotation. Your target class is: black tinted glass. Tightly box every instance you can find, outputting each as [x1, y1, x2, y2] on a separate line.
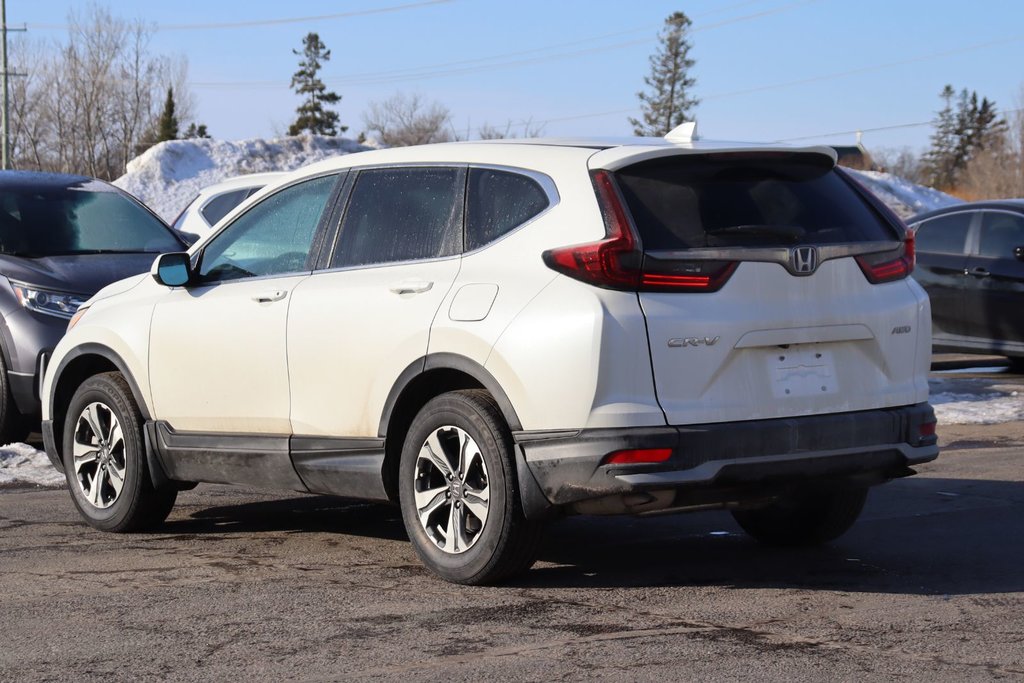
[915, 213, 972, 255]
[978, 212, 1024, 258]
[467, 168, 549, 251]
[0, 182, 180, 256]
[200, 189, 250, 226]
[615, 154, 897, 250]
[333, 168, 461, 268]
[199, 174, 336, 283]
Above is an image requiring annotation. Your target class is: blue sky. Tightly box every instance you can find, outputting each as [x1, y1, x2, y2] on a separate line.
[13, 0, 1024, 154]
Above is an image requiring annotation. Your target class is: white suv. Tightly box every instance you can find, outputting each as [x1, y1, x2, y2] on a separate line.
[41, 133, 938, 584]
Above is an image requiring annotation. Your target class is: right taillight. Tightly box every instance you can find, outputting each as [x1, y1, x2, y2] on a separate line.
[542, 170, 737, 293]
[855, 232, 915, 284]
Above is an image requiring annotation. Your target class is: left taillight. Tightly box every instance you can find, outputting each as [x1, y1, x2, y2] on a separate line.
[541, 170, 738, 293]
[855, 232, 915, 284]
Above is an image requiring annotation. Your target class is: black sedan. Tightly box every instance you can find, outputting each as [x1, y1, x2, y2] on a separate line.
[910, 200, 1024, 365]
[0, 171, 187, 443]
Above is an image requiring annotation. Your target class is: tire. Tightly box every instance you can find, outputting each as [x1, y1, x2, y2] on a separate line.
[731, 486, 868, 547]
[0, 353, 31, 444]
[398, 390, 544, 585]
[61, 372, 176, 532]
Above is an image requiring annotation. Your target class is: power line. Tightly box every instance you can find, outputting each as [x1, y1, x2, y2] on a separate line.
[190, 0, 822, 89]
[777, 107, 1024, 143]
[26, 0, 453, 31]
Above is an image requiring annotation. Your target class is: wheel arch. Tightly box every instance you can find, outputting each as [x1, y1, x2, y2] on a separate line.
[49, 343, 153, 467]
[378, 353, 524, 503]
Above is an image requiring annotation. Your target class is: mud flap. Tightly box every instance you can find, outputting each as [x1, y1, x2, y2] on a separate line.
[514, 443, 557, 520]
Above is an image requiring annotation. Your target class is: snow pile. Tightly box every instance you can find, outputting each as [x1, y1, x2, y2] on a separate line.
[0, 443, 64, 487]
[847, 168, 962, 219]
[114, 135, 373, 222]
[929, 377, 1024, 425]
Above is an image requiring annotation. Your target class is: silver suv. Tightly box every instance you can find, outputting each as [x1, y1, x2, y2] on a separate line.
[42, 132, 938, 584]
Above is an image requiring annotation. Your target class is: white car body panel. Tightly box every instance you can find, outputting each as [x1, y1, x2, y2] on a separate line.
[287, 257, 461, 437]
[149, 275, 308, 433]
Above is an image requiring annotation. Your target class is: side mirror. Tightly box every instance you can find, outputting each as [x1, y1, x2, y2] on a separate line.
[1015, 246, 1024, 261]
[151, 252, 193, 287]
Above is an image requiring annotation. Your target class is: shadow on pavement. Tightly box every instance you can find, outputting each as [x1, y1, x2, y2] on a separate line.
[160, 475, 1023, 596]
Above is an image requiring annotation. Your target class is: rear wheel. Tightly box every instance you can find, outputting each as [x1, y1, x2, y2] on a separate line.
[62, 372, 176, 532]
[732, 486, 868, 547]
[398, 390, 544, 585]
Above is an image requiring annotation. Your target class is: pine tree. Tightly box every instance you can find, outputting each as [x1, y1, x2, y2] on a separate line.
[288, 32, 345, 136]
[156, 87, 179, 142]
[184, 122, 211, 139]
[925, 85, 1008, 190]
[629, 12, 698, 137]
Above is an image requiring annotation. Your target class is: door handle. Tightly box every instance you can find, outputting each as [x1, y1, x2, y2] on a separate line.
[251, 290, 287, 303]
[389, 280, 434, 295]
[965, 267, 990, 278]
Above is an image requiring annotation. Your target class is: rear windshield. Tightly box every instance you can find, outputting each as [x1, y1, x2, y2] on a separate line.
[615, 153, 898, 250]
[0, 181, 181, 257]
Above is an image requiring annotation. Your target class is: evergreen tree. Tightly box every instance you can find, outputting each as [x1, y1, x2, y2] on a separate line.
[925, 85, 1007, 190]
[156, 87, 179, 142]
[288, 32, 345, 136]
[630, 12, 698, 137]
[184, 122, 211, 139]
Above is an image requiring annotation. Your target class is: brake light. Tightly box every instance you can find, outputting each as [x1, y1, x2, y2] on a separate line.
[541, 171, 737, 292]
[855, 233, 915, 284]
[604, 448, 673, 465]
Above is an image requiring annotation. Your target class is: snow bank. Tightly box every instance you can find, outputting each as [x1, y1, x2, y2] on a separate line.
[114, 135, 373, 222]
[0, 443, 64, 487]
[929, 377, 1024, 425]
[847, 168, 961, 219]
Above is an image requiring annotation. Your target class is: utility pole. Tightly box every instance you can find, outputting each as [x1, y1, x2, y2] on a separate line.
[1, 0, 26, 171]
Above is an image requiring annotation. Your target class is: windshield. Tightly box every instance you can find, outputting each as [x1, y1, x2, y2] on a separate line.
[0, 182, 181, 257]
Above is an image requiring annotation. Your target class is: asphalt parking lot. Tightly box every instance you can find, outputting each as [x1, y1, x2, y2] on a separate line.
[1, 367, 1022, 681]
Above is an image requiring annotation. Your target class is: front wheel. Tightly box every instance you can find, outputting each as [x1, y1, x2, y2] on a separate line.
[731, 486, 868, 547]
[398, 390, 544, 585]
[62, 372, 176, 532]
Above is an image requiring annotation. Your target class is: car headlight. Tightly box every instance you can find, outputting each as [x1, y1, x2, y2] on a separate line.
[11, 283, 88, 320]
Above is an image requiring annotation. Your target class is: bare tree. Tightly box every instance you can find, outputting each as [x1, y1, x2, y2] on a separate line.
[873, 147, 924, 184]
[8, 6, 198, 179]
[362, 93, 452, 147]
[477, 117, 545, 140]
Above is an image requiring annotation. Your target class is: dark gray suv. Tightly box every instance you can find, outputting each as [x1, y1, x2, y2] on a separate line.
[0, 171, 185, 443]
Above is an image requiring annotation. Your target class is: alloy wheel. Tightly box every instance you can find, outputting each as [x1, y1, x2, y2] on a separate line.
[413, 425, 490, 554]
[72, 402, 127, 509]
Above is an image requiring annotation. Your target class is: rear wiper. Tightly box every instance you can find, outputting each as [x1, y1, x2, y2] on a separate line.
[706, 224, 807, 243]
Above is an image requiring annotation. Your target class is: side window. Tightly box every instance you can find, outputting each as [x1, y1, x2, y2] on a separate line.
[914, 213, 973, 255]
[200, 189, 250, 227]
[466, 168, 550, 251]
[198, 174, 337, 283]
[978, 212, 1024, 259]
[331, 167, 461, 268]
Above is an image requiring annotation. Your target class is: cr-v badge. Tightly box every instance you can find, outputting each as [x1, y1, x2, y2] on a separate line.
[668, 336, 720, 348]
[791, 246, 818, 274]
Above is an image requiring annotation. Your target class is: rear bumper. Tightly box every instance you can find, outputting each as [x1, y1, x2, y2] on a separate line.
[514, 402, 937, 512]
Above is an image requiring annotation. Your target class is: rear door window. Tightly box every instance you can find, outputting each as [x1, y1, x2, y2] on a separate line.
[200, 189, 250, 226]
[615, 154, 898, 250]
[466, 168, 550, 251]
[331, 167, 463, 268]
[915, 213, 973, 255]
[978, 211, 1024, 259]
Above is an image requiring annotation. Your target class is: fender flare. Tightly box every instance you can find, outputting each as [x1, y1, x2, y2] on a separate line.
[48, 342, 153, 420]
[377, 352, 523, 438]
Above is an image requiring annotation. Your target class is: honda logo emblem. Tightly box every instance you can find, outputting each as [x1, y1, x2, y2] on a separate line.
[791, 246, 818, 275]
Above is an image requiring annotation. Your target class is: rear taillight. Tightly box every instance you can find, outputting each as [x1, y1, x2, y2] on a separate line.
[855, 232, 915, 284]
[542, 170, 737, 293]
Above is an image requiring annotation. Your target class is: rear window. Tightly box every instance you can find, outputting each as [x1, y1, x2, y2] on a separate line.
[615, 154, 898, 250]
